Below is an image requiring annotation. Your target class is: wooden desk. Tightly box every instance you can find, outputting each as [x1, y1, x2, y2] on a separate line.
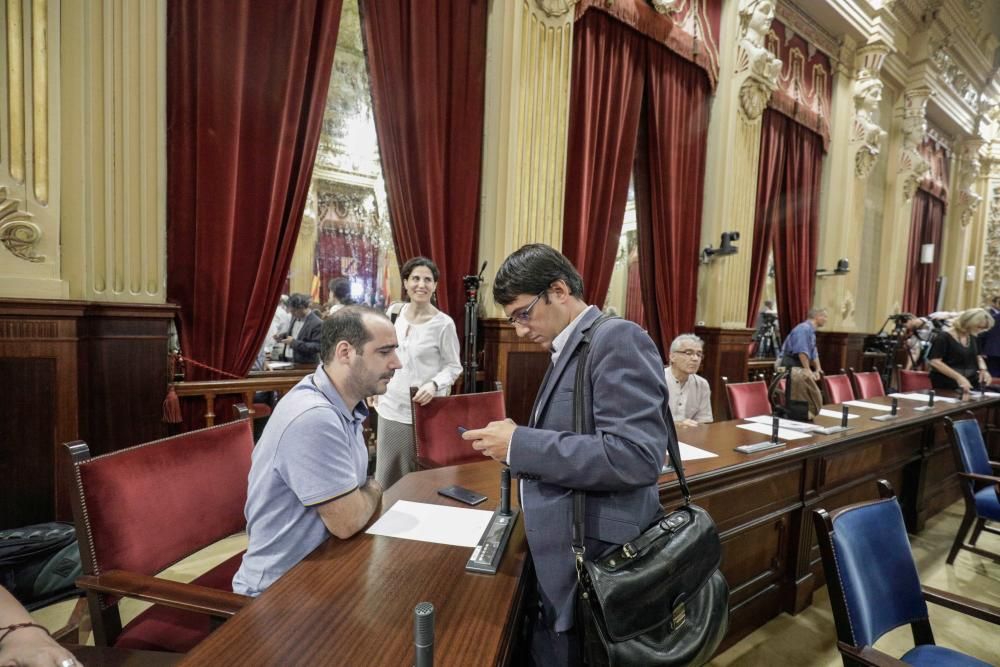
[181, 392, 996, 664]
[180, 463, 528, 666]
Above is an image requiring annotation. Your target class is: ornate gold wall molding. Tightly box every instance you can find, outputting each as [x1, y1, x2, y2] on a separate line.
[0, 0, 65, 298]
[851, 44, 890, 180]
[478, 0, 575, 315]
[735, 0, 781, 122]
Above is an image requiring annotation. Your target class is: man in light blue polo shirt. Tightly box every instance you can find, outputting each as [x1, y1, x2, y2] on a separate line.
[233, 306, 401, 596]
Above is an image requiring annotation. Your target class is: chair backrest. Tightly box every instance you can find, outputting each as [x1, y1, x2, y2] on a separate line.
[849, 369, 885, 399]
[899, 369, 932, 392]
[726, 381, 771, 419]
[813, 491, 929, 649]
[945, 417, 992, 478]
[821, 374, 855, 404]
[412, 390, 506, 468]
[67, 419, 253, 579]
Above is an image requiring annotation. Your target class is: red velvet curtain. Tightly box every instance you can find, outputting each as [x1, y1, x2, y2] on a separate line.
[634, 42, 711, 356]
[746, 111, 787, 327]
[167, 0, 342, 380]
[749, 110, 824, 339]
[562, 10, 646, 306]
[362, 0, 487, 324]
[902, 191, 946, 315]
[625, 249, 645, 328]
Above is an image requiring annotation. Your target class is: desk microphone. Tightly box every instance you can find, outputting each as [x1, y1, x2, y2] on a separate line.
[841, 405, 849, 428]
[771, 415, 780, 443]
[414, 602, 434, 667]
[891, 397, 898, 416]
[500, 467, 512, 516]
[927, 390, 935, 407]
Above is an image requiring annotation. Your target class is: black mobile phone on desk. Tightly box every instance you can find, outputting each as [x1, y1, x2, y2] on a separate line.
[438, 485, 488, 506]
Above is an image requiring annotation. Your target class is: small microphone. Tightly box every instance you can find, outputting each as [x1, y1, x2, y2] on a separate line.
[414, 602, 434, 667]
[771, 415, 779, 443]
[500, 467, 511, 516]
[841, 405, 849, 428]
[927, 390, 935, 407]
[891, 397, 898, 416]
[477, 260, 488, 278]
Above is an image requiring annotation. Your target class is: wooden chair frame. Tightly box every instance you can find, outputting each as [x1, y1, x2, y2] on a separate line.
[943, 412, 1000, 566]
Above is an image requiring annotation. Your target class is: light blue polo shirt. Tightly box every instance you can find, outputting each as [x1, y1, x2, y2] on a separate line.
[233, 365, 369, 597]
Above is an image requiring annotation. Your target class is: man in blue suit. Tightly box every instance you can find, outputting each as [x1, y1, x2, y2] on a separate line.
[463, 244, 669, 665]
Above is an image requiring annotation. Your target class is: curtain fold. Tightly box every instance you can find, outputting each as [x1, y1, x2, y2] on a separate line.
[634, 41, 711, 356]
[562, 10, 646, 306]
[748, 111, 824, 340]
[746, 111, 787, 327]
[772, 115, 824, 340]
[362, 0, 487, 324]
[624, 249, 645, 328]
[167, 0, 342, 381]
[902, 191, 946, 315]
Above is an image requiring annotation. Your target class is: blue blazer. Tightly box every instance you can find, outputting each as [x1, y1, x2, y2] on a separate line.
[510, 308, 669, 632]
[979, 307, 1000, 357]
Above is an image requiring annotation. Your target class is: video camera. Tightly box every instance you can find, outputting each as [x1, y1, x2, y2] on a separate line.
[760, 312, 778, 325]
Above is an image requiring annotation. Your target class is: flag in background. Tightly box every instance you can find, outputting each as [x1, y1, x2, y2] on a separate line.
[310, 253, 321, 304]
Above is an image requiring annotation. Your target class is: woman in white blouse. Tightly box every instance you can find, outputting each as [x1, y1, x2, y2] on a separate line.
[375, 257, 462, 488]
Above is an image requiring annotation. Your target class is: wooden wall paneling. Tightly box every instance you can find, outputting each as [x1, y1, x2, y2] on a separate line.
[480, 319, 549, 425]
[0, 301, 84, 527]
[843, 332, 868, 374]
[77, 303, 175, 457]
[696, 326, 753, 421]
[814, 331, 848, 373]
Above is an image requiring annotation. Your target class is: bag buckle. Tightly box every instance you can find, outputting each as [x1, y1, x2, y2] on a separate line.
[670, 602, 686, 630]
[621, 542, 637, 559]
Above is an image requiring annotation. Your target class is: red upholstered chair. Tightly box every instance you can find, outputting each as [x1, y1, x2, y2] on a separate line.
[848, 368, 885, 399]
[821, 373, 855, 404]
[899, 369, 932, 392]
[412, 389, 506, 469]
[726, 381, 772, 419]
[66, 417, 253, 652]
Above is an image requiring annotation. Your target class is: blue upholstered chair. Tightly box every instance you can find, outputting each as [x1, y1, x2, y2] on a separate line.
[943, 414, 1000, 565]
[812, 480, 1000, 667]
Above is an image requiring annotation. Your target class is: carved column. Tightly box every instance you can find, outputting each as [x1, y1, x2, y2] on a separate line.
[872, 85, 931, 320]
[816, 41, 889, 332]
[478, 0, 577, 316]
[0, 0, 66, 298]
[59, 0, 167, 303]
[697, 0, 781, 328]
[981, 171, 1000, 304]
[288, 190, 319, 297]
[940, 137, 985, 308]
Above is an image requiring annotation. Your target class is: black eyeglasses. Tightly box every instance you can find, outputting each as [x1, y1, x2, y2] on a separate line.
[507, 291, 546, 325]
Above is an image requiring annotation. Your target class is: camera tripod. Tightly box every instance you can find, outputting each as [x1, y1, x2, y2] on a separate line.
[753, 319, 782, 359]
[461, 262, 488, 393]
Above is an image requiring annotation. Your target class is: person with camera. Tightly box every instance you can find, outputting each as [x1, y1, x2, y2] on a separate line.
[927, 307, 994, 393]
[780, 307, 826, 380]
[374, 256, 461, 489]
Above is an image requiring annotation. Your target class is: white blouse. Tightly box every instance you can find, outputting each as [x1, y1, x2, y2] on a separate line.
[375, 304, 462, 424]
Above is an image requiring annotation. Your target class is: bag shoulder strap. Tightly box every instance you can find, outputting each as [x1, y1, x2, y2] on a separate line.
[571, 316, 690, 555]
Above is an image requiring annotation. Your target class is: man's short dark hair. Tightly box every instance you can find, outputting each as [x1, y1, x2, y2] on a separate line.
[289, 293, 311, 310]
[492, 243, 585, 306]
[321, 305, 388, 362]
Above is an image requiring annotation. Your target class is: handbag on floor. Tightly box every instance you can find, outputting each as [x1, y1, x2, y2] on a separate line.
[571, 317, 729, 666]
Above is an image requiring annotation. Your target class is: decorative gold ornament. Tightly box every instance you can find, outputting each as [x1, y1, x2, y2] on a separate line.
[0, 188, 45, 263]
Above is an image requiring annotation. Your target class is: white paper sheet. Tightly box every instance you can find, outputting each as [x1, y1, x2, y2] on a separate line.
[889, 392, 959, 404]
[677, 441, 718, 460]
[843, 400, 893, 412]
[366, 500, 493, 547]
[267, 361, 294, 370]
[744, 415, 822, 432]
[817, 408, 859, 420]
[736, 423, 812, 441]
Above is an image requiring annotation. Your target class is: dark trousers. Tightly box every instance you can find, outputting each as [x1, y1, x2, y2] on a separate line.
[523, 579, 582, 667]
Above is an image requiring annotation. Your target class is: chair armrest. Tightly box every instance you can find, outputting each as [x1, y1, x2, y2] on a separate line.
[76, 570, 249, 619]
[957, 471, 1000, 485]
[836, 642, 907, 666]
[923, 586, 1000, 625]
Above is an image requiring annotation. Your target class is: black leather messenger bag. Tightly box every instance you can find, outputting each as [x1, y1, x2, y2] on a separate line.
[571, 317, 729, 666]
